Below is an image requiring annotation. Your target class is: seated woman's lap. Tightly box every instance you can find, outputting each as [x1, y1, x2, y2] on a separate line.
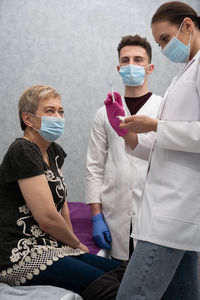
[24, 253, 121, 294]
[76, 253, 121, 272]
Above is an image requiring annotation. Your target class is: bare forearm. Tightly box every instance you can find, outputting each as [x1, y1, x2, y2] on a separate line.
[90, 203, 102, 217]
[123, 132, 138, 150]
[39, 214, 80, 249]
[61, 202, 73, 231]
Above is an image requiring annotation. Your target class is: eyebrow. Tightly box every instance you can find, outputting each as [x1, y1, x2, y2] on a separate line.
[44, 105, 64, 110]
[120, 55, 144, 60]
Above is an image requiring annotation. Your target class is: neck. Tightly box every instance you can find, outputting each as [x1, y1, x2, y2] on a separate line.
[23, 128, 50, 156]
[124, 81, 149, 98]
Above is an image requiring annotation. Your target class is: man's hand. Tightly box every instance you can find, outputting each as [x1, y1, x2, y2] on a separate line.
[91, 213, 112, 249]
[104, 92, 128, 137]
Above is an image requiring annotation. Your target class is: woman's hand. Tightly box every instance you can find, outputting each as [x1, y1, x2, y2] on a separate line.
[78, 242, 89, 253]
[120, 115, 158, 133]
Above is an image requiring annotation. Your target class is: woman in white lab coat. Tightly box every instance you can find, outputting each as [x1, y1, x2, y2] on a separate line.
[105, 1, 200, 299]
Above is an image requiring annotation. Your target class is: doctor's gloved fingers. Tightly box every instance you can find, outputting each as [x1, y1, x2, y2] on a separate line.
[104, 230, 112, 243]
[113, 92, 123, 107]
[105, 92, 123, 106]
[95, 234, 111, 250]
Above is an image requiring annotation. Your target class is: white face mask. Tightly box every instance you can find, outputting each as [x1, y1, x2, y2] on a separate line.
[162, 21, 191, 63]
[30, 114, 65, 142]
[119, 64, 150, 86]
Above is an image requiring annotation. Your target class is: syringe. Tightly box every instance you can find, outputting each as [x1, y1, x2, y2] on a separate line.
[117, 115, 125, 123]
[109, 79, 115, 103]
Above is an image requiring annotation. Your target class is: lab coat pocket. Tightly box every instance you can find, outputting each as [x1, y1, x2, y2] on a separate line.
[154, 158, 200, 224]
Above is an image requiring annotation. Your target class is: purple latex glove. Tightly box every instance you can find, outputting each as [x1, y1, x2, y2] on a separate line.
[104, 92, 128, 137]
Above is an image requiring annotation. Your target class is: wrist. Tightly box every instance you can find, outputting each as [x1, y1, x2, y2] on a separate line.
[152, 119, 158, 132]
[90, 203, 102, 217]
[76, 240, 81, 248]
[91, 212, 103, 221]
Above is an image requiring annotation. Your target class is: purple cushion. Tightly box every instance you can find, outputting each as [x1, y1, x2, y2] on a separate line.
[68, 202, 100, 255]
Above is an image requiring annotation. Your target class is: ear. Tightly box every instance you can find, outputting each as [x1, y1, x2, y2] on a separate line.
[146, 64, 154, 74]
[21, 112, 33, 128]
[117, 65, 120, 72]
[182, 17, 194, 32]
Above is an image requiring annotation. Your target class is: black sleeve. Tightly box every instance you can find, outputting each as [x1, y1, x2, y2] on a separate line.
[0, 139, 45, 183]
[47, 142, 67, 169]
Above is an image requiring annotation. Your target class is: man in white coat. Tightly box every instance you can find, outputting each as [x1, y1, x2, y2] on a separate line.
[85, 35, 162, 261]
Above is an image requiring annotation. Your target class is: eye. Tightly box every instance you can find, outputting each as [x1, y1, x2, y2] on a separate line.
[59, 111, 64, 117]
[121, 58, 129, 64]
[161, 35, 170, 44]
[135, 58, 143, 63]
[46, 109, 54, 114]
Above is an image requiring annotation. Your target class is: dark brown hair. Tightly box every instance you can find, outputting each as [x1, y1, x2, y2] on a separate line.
[151, 1, 200, 29]
[117, 35, 152, 62]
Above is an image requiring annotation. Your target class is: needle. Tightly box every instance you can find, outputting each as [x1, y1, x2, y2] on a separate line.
[109, 79, 115, 103]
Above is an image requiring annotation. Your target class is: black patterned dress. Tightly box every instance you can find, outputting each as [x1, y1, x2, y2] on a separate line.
[0, 138, 83, 286]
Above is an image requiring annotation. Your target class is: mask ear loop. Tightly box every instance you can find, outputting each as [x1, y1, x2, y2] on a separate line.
[144, 64, 152, 80]
[176, 20, 184, 38]
[176, 20, 192, 46]
[27, 112, 42, 132]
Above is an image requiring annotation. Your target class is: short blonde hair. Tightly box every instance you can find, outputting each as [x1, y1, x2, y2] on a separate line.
[18, 85, 60, 130]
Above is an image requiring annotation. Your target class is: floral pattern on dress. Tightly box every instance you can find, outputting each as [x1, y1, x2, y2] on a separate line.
[19, 205, 30, 214]
[30, 225, 44, 238]
[9, 155, 66, 265]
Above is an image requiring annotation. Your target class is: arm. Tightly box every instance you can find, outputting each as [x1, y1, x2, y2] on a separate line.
[120, 115, 158, 160]
[156, 120, 200, 153]
[18, 174, 88, 252]
[90, 203, 102, 217]
[61, 201, 73, 231]
[85, 108, 108, 206]
[85, 108, 111, 249]
[121, 115, 200, 153]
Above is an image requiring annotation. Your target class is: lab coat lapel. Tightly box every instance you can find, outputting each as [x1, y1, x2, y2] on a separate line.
[122, 97, 131, 117]
[158, 55, 198, 119]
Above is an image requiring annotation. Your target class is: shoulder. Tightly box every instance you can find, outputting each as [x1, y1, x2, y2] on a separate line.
[0, 139, 45, 181]
[92, 106, 107, 125]
[48, 143, 67, 167]
[6, 138, 42, 160]
[95, 106, 106, 117]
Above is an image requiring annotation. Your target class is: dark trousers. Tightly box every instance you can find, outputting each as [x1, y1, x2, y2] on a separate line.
[24, 253, 121, 295]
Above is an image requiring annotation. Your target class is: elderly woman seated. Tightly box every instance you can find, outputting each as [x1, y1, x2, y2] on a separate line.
[0, 85, 126, 299]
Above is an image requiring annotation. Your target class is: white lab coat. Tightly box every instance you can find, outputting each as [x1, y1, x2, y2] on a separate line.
[85, 94, 162, 260]
[131, 50, 200, 251]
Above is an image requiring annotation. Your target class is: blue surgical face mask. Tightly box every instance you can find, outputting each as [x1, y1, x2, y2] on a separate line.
[162, 21, 191, 63]
[31, 114, 65, 142]
[119, 64, 149, 87]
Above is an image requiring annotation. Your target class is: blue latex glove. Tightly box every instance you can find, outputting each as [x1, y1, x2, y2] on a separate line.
[91, 213, 112, 249]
